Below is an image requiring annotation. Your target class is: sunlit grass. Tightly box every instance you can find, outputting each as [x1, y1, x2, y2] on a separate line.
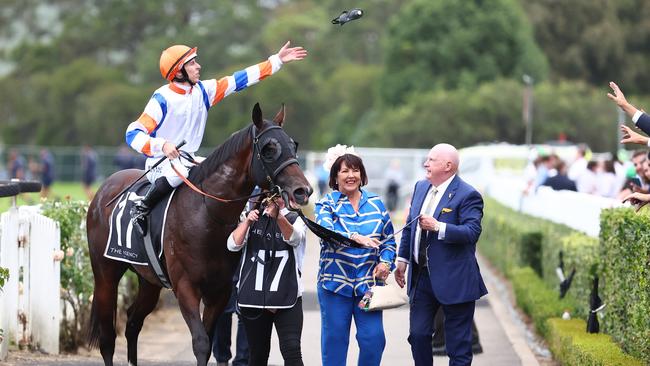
[0, 182, 100, 213]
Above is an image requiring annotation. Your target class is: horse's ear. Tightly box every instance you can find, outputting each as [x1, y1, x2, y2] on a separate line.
[252, 103, 263, 129]
[272, 103, 285, 126]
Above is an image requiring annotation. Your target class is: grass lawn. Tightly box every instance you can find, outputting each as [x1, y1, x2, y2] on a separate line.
[0, 182, 99, 213]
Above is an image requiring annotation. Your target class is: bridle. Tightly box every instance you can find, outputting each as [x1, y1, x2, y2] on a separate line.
[172, 123, 299, 204]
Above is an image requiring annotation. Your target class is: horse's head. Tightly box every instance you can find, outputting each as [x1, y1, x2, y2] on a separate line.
[250, 103, 313, 206]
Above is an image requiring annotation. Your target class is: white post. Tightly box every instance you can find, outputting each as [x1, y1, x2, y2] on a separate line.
[26, 212, 60, 354]
[0, 208, 20, 360]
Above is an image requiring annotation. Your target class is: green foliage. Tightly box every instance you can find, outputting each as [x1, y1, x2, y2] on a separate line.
[357, 79, 624, 151]
[522, 0, 650, 94]
[511, 267, 576, 336]
[520, 232, 543, 276]
[547, 318, 644, 366]
[0, 266, 8, 290]
[599, 208, 650, 363]
[479, 197, 599, 318]
[1, 1, 649, 150]
[41, 199, 93, 352]
[380, 0, 548, 105]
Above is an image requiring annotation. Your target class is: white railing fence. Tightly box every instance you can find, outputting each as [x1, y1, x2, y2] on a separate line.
[0, 206, 61, 359]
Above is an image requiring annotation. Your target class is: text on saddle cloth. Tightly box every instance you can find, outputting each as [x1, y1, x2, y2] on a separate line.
[104, 180, 175, 265]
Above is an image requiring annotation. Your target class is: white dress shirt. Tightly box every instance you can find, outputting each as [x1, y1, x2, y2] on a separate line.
[407, 174, 455, 265]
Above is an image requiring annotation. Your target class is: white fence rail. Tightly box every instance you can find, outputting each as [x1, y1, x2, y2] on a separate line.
[0, 206, 61, 359]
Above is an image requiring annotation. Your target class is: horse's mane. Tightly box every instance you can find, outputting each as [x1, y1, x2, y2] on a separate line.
[188, 124, 253, 183]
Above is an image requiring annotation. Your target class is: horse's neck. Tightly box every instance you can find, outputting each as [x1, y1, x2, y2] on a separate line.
[208, 152, 255, 195]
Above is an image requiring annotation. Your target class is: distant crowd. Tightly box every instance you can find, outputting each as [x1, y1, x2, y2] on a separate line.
[2, 145, 145, 200]
[524, 144, 646, 201]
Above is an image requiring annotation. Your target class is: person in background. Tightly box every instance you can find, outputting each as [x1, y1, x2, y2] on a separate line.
[567, 144, 589, 182]
[212, 289, 249, 366]
[81, 144, 98, 200]
[114, 145, 135, 171]
[596, 160, 619, 198]
[7, 149, 26, 180]
[314, 146, 397, 366]
[431, 308, 483, 356]
[384, 159, 404, 213]
[576, 161, 598, 195]
[542, 160, 577, 192]
[39, 148, 55, 198]
[315, 161, 329, 199]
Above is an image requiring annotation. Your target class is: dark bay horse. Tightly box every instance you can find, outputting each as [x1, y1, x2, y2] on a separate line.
[86, 103, 312, 366]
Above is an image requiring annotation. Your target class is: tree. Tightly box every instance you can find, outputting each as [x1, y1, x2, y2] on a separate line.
[380, 0, 548, 105]
[522, 0, 650, 94]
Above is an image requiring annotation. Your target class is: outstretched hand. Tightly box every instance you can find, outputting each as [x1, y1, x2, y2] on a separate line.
[620, 125, 649, 146]
[622, 191, 650, 212]
[607, 81, 628, 108]
[277, 41, 308, 63]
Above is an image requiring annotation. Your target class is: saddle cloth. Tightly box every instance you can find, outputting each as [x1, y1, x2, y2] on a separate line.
[103, 180, 175, 265]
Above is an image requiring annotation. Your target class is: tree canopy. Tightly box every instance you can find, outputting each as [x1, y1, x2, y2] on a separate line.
[0, 0, 647, 152]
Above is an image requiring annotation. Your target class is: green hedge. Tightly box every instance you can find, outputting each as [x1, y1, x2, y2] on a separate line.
[480, 198, 648, 364]
[547, 319, 643, 366]
[510, 268, 644, 365]
[599, 208, 650, 363]
[511, 267, 576, 336]
[480, 198, 599, 317]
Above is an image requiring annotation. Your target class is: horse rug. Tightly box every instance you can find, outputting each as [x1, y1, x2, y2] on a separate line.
[104, 180, 175, 265]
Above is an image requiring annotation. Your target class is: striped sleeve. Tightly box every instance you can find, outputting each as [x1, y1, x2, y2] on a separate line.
[205, 54, 283, 106]
[125, 96, 167, 157]
[378, 200, 397, 267]
[314, 196, 355, 240]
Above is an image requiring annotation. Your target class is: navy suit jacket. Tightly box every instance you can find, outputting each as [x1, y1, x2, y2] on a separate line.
[636, 112, 650, 136]
[398, 176, 487, 305]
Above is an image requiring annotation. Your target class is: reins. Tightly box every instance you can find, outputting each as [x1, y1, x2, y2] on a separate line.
[170, 124, 295, 205]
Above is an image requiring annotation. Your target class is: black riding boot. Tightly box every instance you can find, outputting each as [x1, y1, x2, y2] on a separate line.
[131, 178, 174, 236]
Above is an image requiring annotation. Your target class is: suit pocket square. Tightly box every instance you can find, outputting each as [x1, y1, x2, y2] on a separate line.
[441, 208, 453, 213]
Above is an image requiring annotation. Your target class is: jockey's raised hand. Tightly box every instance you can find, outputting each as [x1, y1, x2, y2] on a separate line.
[277, 41, 308, 63]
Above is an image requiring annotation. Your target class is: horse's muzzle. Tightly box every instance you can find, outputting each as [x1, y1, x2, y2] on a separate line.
[292, 186, 312, 205]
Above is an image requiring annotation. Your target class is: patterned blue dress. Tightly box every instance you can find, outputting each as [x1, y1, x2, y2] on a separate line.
[315, 189, 397, 297]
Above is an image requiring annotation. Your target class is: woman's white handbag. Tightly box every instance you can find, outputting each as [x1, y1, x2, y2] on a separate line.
[359, 276, 409, 311]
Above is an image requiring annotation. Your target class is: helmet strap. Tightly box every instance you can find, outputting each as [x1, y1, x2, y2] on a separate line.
[173, 66, 195, 86]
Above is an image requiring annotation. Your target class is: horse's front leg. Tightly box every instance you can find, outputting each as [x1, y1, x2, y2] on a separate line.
[176, 278, 211, 366]
[201, 288, 232, 355]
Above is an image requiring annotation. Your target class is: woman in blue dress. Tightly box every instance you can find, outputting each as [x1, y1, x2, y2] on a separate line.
[315, 145, 397, 366]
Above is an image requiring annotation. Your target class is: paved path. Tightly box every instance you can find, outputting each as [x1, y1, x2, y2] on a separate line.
[2, 232, 542, 366]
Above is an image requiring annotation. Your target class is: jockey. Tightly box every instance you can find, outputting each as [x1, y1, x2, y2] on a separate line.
[126, 41, 308, 235]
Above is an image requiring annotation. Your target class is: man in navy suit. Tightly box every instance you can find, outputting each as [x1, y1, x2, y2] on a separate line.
[395, 143, 487, 366]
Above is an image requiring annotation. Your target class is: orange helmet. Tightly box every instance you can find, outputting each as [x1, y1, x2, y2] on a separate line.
[159, 45, 198, 81]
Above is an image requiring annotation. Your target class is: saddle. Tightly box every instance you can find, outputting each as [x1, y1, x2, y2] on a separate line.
[104, 180, 175, 286]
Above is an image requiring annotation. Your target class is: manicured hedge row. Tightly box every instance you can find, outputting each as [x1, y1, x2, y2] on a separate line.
[510, 267, 576, 336]
[481, 198, 649, 364]
[510, 267, 644, 365]
[479, 198, 599, 317]
[546, 319, 643, 366]
[599, 208, 650, 363]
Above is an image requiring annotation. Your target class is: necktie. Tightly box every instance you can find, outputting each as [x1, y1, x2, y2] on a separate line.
[417, 187, 437, 267]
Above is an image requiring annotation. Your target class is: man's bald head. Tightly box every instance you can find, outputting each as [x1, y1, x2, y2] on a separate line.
[425, 143, 459, 185]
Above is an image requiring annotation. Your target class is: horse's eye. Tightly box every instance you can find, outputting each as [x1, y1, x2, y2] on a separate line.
[261, 138, 282, 162]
